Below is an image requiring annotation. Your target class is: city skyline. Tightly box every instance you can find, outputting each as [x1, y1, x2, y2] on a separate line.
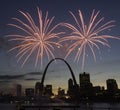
[0, 0, 120, 94]
[0, 71, 120, 96]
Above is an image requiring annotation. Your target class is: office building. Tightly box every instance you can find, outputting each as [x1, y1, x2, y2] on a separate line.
[16, 84, 22, 97]
[79, 72, 93, 98]
[67, 78, 74, 96]
[79, 72, 90, 87]
[35, 82, 43, 96]
[25, 88, 34, 98]
[44, 84, 53, 96]
[58, 87, 65, 97]
[106, 79, 118, 93]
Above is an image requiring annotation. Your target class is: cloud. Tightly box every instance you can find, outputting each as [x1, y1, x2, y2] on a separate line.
[0, 71, 42, 78]
[0, 74, 25, 80]
[0, 80, 13, 89]
[0, 80, 11, 83]
[26, 72, 43, 75]
[0, 71, 43, 81]
[92, 72, 103, 76]
[0, 71, 43, 89]
[25, 78, 41, 81]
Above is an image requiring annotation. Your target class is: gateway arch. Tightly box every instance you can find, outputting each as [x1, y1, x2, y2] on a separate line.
[41, 58, 77, 86]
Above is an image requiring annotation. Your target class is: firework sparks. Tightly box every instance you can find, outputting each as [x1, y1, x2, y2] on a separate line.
[60, 10, 120, 70]
[7, 8, 63, 68]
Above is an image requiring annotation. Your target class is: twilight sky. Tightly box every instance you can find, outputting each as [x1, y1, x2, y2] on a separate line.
[0, 0, 120, 94]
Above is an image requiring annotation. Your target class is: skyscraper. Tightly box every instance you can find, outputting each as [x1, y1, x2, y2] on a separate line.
[44, 84, 53, 96]
[67, 78, 74, 96]
[25, 88, 34, 98]
[58, 87, 65, 98]
[35, 82, 44, 96]
[79, 72, 93, 99]
[16, 84, 22, 97]
[35, 82, 41, 96]
[79, 72, 90, 87]
[106, 79, 118, 93]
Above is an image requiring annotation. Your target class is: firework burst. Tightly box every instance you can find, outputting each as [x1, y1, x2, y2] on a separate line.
[60, 10, 120, 70]
[7, 8, 63, 68]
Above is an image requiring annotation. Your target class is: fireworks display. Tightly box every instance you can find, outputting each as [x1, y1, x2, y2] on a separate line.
[60, 10, 120, 70]
[7, 8, 63, 68]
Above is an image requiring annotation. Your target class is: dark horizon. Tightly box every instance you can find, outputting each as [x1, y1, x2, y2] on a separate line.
[0, 70, 119, 96]
[0, 71, 120, 105]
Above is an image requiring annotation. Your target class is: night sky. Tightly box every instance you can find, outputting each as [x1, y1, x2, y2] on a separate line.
[0, 0, 120, 94]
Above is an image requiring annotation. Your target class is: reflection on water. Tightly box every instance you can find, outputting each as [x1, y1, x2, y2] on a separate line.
[0, 104, 16, 110]
[0, 103, 120, 110]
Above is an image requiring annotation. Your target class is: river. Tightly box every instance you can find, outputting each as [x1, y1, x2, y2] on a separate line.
[0, 103, 120, 110]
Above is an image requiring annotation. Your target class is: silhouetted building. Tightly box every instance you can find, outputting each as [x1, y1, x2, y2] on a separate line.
[67, 78, 74, 96]
[58, 87, 65, 98]
[16, 84, 22, 97]
[44, 85, 53, 96]
[68, 79, 73, 90]
[79, 72, 93, 99]
[106, 79, 118, 94]
[79, 72, 90, 87]
[93, 86, 104, 96]
[25, 88, 34, 98]
[35, 82, 43, 96]
[93, 86, 101, 93]
[35, 82, 40, 96]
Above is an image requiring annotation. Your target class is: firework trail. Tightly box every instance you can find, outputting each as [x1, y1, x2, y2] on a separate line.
[60, 10, 120, 70]
[7, 8, 63, 68]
